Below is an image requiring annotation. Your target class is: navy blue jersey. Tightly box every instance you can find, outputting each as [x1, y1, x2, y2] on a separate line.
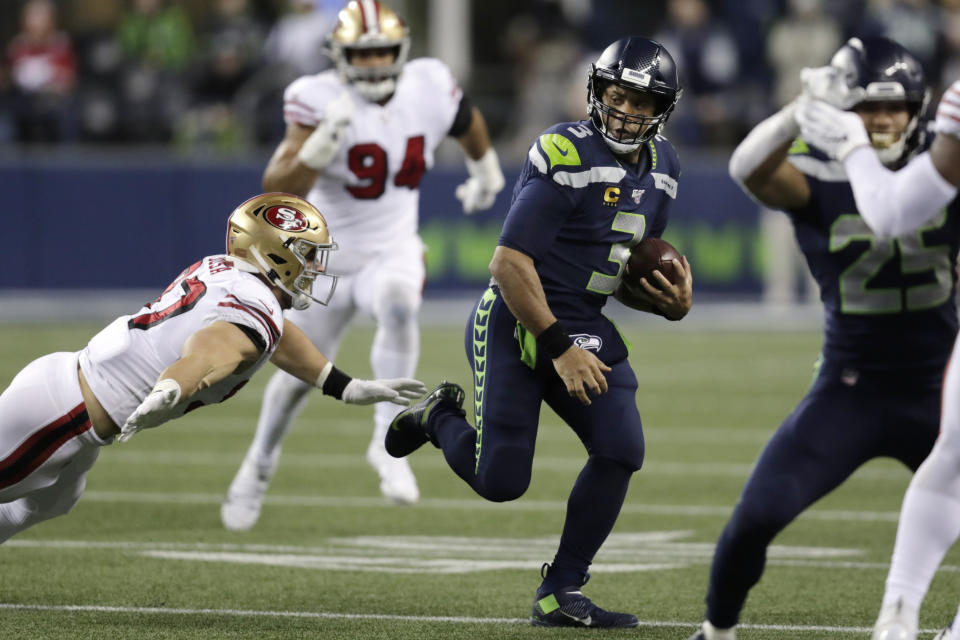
[498, 119, 681, 322]
[785, 140, 960, 380]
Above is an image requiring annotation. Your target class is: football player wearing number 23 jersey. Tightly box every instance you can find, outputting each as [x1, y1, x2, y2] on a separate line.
[220, 0, 506, 529]
[386, 36, 692, 628]
[0, 193, 426, 544]
[687, 37, 960, 640]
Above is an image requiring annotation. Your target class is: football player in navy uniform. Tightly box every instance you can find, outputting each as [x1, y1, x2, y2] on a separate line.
[687, 37, 960, 640]
[798, 50, 960, 640]
[384, 36, 693, 628]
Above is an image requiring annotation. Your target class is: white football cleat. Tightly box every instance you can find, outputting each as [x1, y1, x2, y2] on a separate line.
[366, 438, 419, 505]
[933, 627, 953, 640]
[220, 454, 276, 531]
[872, 599, 918, 640]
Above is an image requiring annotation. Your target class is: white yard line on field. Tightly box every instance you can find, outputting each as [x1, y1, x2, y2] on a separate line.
[78, 490, 903, 522]
[0, 602, 925, 633]
[100, 450, 911, 480]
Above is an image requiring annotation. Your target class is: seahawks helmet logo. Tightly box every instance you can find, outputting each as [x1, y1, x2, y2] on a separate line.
[571, 334, 602, 352]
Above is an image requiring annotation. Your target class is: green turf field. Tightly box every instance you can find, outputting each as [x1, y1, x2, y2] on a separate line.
[1, 321, 957, 639]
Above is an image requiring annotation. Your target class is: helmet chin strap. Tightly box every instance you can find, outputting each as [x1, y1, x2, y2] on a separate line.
[875, 135, 905, 166]
[291, 293, 312, 311]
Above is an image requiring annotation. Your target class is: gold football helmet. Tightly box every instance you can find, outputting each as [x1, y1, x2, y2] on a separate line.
[326, 0, 410, 101]
[226, 193, 338, 310]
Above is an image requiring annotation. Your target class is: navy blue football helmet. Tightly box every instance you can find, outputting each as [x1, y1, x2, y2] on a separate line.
[587, 36, 683, 154]
[830, 36, 930, 164]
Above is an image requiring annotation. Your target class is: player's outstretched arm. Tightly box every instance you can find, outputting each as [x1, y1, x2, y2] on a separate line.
[489, 246, 610, 406]
[272, 320, 426, 406]
[120, 321, 262, 441]
[728, 101, 810, 210]
[797, 97, 958, 237]
[454, 107, 505, 214]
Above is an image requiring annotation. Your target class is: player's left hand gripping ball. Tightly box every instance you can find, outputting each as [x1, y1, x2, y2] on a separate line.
[119, 378, 182, 442]
[456, 148, 505, 214]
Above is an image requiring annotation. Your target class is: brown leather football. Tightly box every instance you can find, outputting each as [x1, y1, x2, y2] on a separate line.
[625, 237, 681, 289]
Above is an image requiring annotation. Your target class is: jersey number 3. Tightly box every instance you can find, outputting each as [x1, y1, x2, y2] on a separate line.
[831, 212, 952, 313]
[346, 135, 426, 199]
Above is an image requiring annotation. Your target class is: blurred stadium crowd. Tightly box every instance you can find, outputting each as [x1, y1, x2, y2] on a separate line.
[2, 0, 960, 155]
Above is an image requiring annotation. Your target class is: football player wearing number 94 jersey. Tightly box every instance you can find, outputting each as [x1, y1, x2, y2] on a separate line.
[686, 37, 960, 640]
[220, 0, 505, 528]
[0, 193, 426, 544]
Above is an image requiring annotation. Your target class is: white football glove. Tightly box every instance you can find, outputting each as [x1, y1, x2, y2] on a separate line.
[119, 378, 182, 443]
[800, 65, 866, 110]
[455, 148, 505, 214]
[341, 378, 427, 406]
[796, 97, 870, 162]
[297, 91, 354, 171]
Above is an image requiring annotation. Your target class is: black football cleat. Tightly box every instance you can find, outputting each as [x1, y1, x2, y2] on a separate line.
[385, 381, 465, 458]
[530, 586, 638, 629]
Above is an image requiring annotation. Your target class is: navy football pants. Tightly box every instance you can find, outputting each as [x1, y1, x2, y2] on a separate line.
[705, 363, 941, 628]
[425, 288, 645, 584]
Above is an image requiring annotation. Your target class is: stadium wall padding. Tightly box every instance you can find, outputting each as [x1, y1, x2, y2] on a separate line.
[0, 158, 766, 296]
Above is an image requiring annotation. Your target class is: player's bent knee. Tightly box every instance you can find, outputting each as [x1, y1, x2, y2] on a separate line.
[373, 283, 420, 329]
[592, 442, 645, 472]
[477, 471, 530, 502]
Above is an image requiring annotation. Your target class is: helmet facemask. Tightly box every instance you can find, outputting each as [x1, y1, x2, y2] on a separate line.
[588, 76, 678, 154]
[849, 95, 927, 166]
[830, 36, 930, 166]
[326, 0, 410, 102]
[247, 238, 338, 311]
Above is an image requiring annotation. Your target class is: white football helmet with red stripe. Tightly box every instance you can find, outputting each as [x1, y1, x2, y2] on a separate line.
[326, 0, 410, 102]
[226, 193, 338, 310]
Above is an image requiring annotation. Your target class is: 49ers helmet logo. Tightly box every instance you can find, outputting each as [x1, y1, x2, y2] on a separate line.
[264, 205, 308, 232]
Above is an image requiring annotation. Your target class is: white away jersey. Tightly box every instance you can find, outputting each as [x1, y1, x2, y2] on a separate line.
[78, 255, 284, 426]
[283, 58, 462, 272]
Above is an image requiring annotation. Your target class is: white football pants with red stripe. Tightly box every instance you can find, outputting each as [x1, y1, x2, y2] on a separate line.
[0, 351, 110, 543]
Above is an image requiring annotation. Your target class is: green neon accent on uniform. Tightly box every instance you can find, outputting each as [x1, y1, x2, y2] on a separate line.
[789, 138, 809, 155]
[472, 287, 497, 473]
[811, 352, 823, 384]
[539, 134, 581, 169]
[515, 322, 538, 369]
[537, 594, 561, 614]
[647, 139, 658, 170]
[606, 315, 632, 353]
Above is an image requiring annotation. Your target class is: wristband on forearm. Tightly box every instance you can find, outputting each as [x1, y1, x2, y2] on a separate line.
[537, 321, 573, 359]
[315, 361, 352, 399]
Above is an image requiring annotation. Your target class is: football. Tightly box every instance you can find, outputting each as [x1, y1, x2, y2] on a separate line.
[624, 236, 682, 290]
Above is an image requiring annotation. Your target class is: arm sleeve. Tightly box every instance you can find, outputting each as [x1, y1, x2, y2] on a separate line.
[843, 147, 957, 238]
[447, 91, 473, 137]
[498, 177, 577, 262]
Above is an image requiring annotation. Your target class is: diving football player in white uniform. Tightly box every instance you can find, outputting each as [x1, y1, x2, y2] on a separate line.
[0, 193, 425, 543]
[798, 71, 960, 640]
[220, 0, 505, 528]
